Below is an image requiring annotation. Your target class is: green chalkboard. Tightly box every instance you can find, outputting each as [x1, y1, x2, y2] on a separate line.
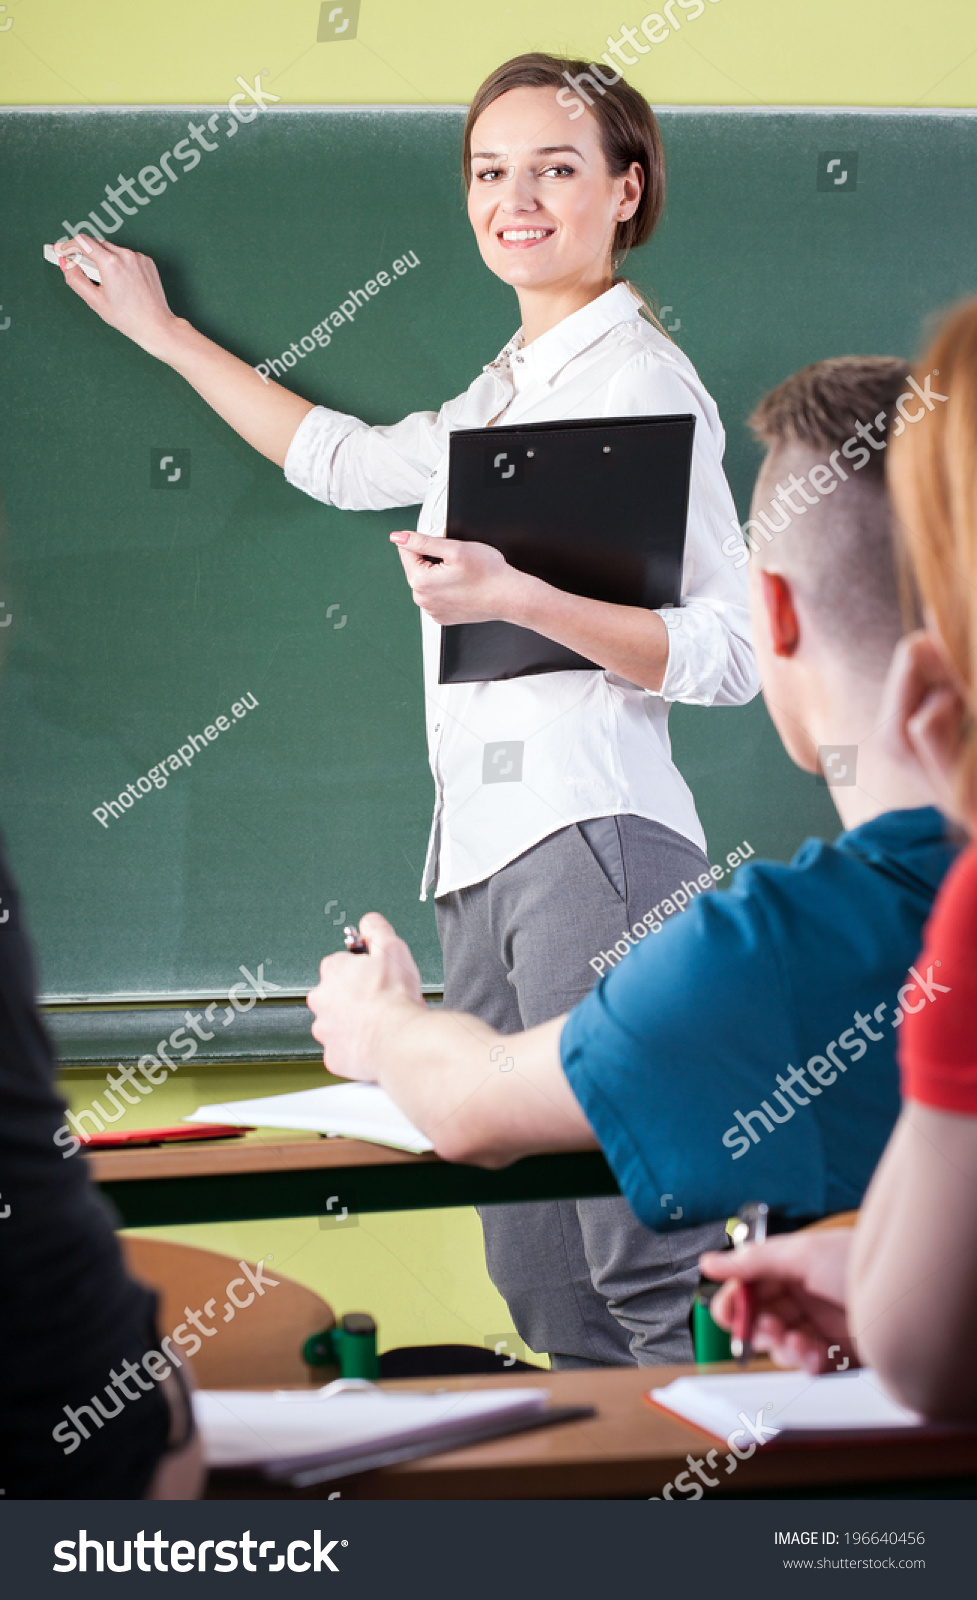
[1, 106, 975, 1019]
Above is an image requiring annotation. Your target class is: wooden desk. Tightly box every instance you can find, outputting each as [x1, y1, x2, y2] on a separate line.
[204, 1364, 977, 1501]
[91, 1128, 618, 1228]
[204, 1363, 977, 1500]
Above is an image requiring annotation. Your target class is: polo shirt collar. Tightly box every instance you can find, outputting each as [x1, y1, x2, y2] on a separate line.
[484, 281, 643, 388]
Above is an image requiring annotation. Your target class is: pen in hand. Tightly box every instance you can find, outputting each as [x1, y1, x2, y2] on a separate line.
[729, 1281, 756, 1365]
[343, 925, 369, 954]
[729, 1201, 769, 1364]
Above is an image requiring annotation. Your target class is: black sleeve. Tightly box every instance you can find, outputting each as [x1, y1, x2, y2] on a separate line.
[0, 838, 170, 1498]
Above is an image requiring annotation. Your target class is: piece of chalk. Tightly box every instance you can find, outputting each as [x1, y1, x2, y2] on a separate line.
[43, 242, 101, 284]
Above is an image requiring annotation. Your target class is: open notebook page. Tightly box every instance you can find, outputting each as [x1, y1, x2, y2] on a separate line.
[651, 1368, 923, 1441]
[185, 1082, 433, 1154]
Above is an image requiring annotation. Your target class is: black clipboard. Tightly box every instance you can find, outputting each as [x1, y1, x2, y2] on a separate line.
[438, 413, 695, 685]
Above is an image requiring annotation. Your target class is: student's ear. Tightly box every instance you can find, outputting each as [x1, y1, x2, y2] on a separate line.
[879, 628, 969, 823]
[758, 570, 800, 658]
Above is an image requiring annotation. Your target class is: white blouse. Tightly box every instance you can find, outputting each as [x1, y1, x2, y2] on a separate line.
[284, 282, 759, 898]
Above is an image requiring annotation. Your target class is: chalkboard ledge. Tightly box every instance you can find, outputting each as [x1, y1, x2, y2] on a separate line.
[44, 996, 442, 1070]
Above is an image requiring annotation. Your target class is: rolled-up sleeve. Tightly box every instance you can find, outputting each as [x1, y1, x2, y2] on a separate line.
[606, 352, 761, 709]
[283, 403, 446, 512]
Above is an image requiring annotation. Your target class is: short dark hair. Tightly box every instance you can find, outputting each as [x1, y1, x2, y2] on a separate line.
[746, 356, 918, 671]
[748, 355, 911, 473]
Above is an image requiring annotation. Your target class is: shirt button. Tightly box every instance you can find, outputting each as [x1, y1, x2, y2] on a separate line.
[434, 723, 441, 731]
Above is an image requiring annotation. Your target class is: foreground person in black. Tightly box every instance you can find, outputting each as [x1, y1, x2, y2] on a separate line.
[0, 837, 202, 1498]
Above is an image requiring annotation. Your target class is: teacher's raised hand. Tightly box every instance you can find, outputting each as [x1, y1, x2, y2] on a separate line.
[54, 236, 180, 359]
[52, 233, 314, 467]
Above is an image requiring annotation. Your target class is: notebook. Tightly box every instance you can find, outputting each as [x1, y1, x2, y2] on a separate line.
[650, 1368, 925, 1442]
[195, 1380, 584, 1486]
[185, 1081, 433, 1153]
[439, 413, 695, 684]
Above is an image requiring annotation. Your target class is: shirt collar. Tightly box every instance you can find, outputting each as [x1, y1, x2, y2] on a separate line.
[484, 281, 643, 389]
[833, 805, 960, 890]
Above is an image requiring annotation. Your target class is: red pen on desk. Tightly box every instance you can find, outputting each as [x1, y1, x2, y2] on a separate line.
[343, 925, 369, 954]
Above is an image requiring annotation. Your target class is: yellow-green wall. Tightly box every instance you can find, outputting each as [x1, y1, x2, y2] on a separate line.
[0, 1, 974, 108]
[12, 0, 976, 1361]
[61, 1065, 533, 1363]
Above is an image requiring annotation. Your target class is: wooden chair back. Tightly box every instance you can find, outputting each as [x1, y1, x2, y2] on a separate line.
[121, 1236, 334, 1388]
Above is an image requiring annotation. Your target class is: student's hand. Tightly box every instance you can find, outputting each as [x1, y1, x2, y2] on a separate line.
[390, 530, 531, 625]
[54, 236, 182, 359]
[878, 629, 969, 826]
[699, 1229, 857, 1375]
[307, 913, 425, 1081]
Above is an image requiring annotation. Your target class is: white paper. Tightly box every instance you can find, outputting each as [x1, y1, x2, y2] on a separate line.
[651, 1368, 923, 1442]
[194, 1382, 549, 1470]
[185, 1081, 433, 1153]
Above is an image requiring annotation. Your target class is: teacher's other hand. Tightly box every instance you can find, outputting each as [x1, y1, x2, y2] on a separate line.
[390, 529, 527, 625]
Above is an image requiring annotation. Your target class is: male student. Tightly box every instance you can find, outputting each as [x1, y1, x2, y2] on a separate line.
[306, 356, 958, 1360]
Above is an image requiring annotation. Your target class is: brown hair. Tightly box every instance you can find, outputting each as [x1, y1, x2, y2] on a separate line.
[462, 53, 666, 316]
[748, 355, 912, 470]
[746, 356, 917, 671]
[888, 299, 977, 812]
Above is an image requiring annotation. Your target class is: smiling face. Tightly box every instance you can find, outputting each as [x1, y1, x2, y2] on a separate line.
[466, 86, 642, 301]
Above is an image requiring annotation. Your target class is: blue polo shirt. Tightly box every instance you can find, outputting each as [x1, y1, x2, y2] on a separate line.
[560, 807, 957, 1229]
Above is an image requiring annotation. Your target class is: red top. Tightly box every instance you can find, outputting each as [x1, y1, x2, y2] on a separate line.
[901, 835, 977, 1113]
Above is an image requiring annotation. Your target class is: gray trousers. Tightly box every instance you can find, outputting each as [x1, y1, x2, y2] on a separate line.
[436, 816, 728, 1370]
